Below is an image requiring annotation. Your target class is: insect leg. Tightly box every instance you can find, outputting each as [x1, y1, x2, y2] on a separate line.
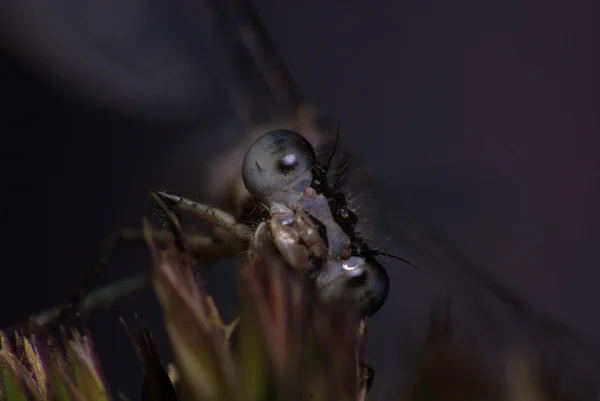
[5, 271, 152, 335]
[58, 190, 248, 325]
[102, 228, 242, 266]
[153, 190, 254, 241]
[7, 227, 240, 336]
[11, 191, 252, 334]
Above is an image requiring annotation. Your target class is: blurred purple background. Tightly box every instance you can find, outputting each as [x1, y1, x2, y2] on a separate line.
[0, 0, 598, 398]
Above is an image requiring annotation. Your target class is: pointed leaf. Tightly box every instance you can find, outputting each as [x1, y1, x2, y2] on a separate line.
[0, 351, 29, 401]
[19, 337, 47, 400]
[0, 349, 45, 401]
[121, 317, 178, 401]
[236, 262, 273, 401]
[64, 331, 111, 401]
[48, 351, 92, 401]
[39, 336, 73, 401]
[145, 223, 238, 401]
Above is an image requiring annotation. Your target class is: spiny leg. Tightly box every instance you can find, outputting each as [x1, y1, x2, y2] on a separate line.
[149, 191, 189, 254]
[151, 189, 256, 264]
[6, 228, 241, 336]
[52, 191, 194, 329]
[154, 190, 255, 242]
[5, 271, 151, 335]
[17, 192, 246, 334]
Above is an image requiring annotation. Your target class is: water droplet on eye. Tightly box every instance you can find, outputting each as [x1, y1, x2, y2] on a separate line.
[343, 256, 362, 270]
[340, 207, 349, 219]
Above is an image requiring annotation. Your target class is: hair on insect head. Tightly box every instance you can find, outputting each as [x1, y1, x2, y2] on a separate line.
[317, 125, 419, 271]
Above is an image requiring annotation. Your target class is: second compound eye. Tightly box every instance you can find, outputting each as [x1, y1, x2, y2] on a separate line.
[242, 129, 317, 200]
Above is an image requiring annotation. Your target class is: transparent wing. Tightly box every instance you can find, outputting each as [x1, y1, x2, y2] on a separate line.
[142, 0, 594, 352]
[0, 0, 302, 121]
[149, 0, 600, 394]
[335, 150, 600, 398]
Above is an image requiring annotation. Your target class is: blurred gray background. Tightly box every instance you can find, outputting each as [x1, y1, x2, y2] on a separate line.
[0, 0, 598, 398]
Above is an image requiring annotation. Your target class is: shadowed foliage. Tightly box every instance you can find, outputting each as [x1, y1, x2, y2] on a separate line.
[1, 224, 597, 401]
[1, 223, 367, 401]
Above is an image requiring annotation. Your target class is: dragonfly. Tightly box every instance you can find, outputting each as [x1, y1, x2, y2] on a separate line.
[4, 0, 600, 397]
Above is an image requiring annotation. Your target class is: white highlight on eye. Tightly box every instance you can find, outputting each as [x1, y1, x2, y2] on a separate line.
[342, 256, 363, 270]
[281, 153, 297, 166]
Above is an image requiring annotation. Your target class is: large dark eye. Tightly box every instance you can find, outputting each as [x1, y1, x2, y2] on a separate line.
[313, 257, 390, 318]
[242, 130, 317, 201]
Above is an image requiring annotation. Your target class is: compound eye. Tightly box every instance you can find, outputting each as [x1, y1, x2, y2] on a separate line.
[313, 257, 390, 318]
[242, 130, 316, 200]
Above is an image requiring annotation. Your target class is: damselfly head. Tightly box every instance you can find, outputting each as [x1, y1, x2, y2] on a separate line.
[242, 129, 317, 204]
[241, 128, 415, 319]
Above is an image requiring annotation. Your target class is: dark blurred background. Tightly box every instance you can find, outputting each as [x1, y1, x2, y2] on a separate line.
[0, 0, 598, 399]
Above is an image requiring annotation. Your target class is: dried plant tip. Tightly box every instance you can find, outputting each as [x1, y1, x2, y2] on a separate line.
[121, 316, 178, 401]
[0, 329, 112, 401]
[398, 300, 497, 401]
[504, 350, 544, 401]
